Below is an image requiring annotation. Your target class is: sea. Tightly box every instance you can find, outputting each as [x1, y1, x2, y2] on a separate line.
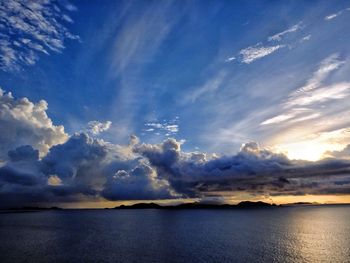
[1, 205, 349, 263]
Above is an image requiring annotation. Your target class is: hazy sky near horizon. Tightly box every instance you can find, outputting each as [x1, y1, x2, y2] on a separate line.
[1, 0, 350, 207]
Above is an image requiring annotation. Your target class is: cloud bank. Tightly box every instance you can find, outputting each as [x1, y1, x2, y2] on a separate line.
[1, 91, 350, 208]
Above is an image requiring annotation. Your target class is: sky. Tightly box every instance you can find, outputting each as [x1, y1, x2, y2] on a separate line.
[1, 0, 350, 208]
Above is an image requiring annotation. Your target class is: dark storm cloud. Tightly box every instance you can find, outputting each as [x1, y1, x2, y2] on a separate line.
[1, 134, 350, 208]
[134, 140, 350, 198]
[42, 133, 108, 181]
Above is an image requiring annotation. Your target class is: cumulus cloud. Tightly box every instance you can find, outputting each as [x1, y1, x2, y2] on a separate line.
[0, 0, 79, 72]
[1, 90, 350, 208]
[1, 132, 350, 207]
[87, 120, 112, 135]
[239, 44, 284, 64]
[135, 139, 350, 198]
[0, 89, 68, 160]
[101, 162, 177, 201]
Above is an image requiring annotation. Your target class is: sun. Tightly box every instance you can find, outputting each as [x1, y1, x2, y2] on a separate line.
[276, 140, 344, 161]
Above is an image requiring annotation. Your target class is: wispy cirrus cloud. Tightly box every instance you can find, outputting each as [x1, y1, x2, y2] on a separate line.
[325, 7, 350, 21]
[184, 71, 227, 103]
[259, 54, 350, 160]
[292, 53, 345, 94]
[262, 53, 347, 125]
[0, 0, 79, 72]
[226, 21, 306, 64]
[268, 22, 303, 42]
[110, 1, 180, 74]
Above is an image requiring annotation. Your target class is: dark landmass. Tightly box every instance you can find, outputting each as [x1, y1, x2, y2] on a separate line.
[2, 202, 349, 212]
[114, 201, 279, 210]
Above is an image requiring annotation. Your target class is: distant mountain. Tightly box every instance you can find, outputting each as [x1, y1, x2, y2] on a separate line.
[114, 201, 278, 209]
[117, 203, 162, 209]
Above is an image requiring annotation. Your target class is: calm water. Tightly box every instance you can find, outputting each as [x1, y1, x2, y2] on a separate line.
[1, 206, 350, 263]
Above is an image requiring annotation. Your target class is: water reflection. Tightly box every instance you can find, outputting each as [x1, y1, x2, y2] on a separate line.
[0, 206, 349, 262]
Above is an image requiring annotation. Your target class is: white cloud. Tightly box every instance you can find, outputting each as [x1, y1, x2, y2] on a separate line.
[87, 121, 112, 135]
[144, 118, 179, 136]
[239, 44, 284, 64]
[300, 35, 311, 43]
[268, 22, 303, 42]
[261, 113, 295, 125]
[290, 54, 345, 95]
[325, 14, 338, 20]
[325, 8, 350, 21]
[225, 56, 236, 62]
[261, 54, 348, 126]
[0, 89, 68, 160]
[287, 82, 350, 107]
[0, 0, 79, 72]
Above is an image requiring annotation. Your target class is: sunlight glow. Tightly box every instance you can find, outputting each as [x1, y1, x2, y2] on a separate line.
[274, 128, 350, 161]
[276, 141, 342, 161]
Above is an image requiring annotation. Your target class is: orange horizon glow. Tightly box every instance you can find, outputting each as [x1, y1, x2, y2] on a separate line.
[52, 195, 350, 209]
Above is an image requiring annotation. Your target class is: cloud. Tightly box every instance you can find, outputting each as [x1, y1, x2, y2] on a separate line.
[226, 20, 310, 65]
[261, 113, 296, 125]
[144, 117, 179, 136]
[300, 35, 311, 43]
[225, 56, 236, 62]
[0, 89, 68, 160]
[184, 71, 227, 103]
[110, 1, 181, 74]
[101, 162, 177, 201]
[0, 0, 79, 72]
[292, 53, 344, 94]
[135, 139, 350, 198]
[268, 22, 303, 42]
[325, 144, 350, 159]
[286, 82, 350, 107]
[325, 8, 350, 21]
[258, 54, 350, 161]
[87, 120, 112, 135]
[1, 132, 350, 207]
[1, 90, 350, 208]
[239, 44, 284, 64]
[261, 54, 348, 125]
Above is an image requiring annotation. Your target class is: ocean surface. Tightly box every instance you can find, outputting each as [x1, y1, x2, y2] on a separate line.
[1, 205, 350, 263]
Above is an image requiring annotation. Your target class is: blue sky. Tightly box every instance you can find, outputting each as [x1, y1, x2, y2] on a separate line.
[1, 0, 350, 206]
[1, 0, 350, 157]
